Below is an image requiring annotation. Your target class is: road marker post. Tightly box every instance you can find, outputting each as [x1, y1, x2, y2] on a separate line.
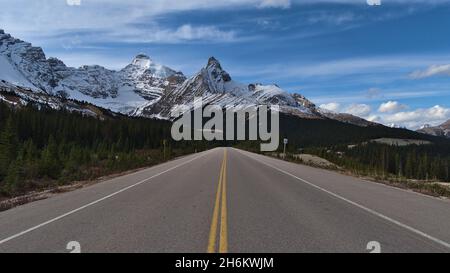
[283, 138, 288, 157]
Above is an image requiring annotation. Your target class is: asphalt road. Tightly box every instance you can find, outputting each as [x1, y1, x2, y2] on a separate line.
[0, 147, 449, 253]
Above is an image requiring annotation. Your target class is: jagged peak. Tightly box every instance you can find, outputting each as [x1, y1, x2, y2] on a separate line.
[291, 93, 317, 110]
[206, 56, 222, 69]
[204, 56, 231, 82]
[0, 29, 4, 35]
[120, 53, 183, 79]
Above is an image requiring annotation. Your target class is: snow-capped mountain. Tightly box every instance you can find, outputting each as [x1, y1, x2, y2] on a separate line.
[0, 30, 377, 127]
[144, 57, 320, 119]
[0, 30, 185, 115]
[118, 54, 186, 101]
[417, 120, 450, 138]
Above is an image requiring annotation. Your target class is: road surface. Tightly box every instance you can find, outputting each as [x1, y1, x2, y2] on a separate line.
[0, 147, 449, 253]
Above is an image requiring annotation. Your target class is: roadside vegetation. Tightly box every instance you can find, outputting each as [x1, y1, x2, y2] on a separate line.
[268, 142, 450, 198]
[235, 113, 450, 197]
[306, 143, 450, 182]
[0, 101, 214, 199]
[2, 100, 450, 200]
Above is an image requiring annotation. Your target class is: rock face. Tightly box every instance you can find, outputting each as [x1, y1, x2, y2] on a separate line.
[418, 120, 450, 138]
[144, 57, 323, 119]
[0, 32, 57, 93]
[0, 30, 377, 127]
[118, 54, 186, 101]
[0, 31, 186, 115]
[58, 65, 119, 99]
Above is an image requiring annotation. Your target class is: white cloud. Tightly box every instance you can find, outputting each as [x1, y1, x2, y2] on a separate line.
[320, 102, 373, 118]
[0, 0, 291, 34]
[310, 88, 449, 105]
[319, 102, 341, 112]
[1, 0, 279, 47]
[307, 11, 356, 25]
[410, 64, 450, 79]
[380, 105, 450, 129]
[348, 103, 450, 129]
[66, 0, 81, 6]
[237, 55, 450, 81]
[1, 0, 446, 39]
[117, 24, 237, 43]
[344, 104, 372, 117]
[169, 25, 235, 42]
[366, 0, 381, 6]
[317, 100, 450, 129]
[259, 0, 291, 8]
[378, 101, 407, 113]
[296, 57, 436, 78]
[366, 115, 381, 123]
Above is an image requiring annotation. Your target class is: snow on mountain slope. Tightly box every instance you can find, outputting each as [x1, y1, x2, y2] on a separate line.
[0, 30, 185, 116]
[417, 120, 450, 138]
[126, 53, 179, 79]
[144, 57, 320, 119]
[118, 54, 186, 102]
[0, 30, 378, 127]
[54, 65, 119, 99]
[0, 54, 36, 89]
[0, 30, 62, 93]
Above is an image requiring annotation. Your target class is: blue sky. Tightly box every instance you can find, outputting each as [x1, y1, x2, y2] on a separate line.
[1, 0, 450, 128]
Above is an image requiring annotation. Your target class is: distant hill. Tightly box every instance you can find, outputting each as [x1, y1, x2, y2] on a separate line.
[417, 120, 450, 138]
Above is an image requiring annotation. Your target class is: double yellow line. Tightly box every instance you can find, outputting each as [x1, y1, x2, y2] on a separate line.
[207, 149, 228, 253]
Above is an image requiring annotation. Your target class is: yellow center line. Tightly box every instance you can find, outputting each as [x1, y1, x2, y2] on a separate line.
[207, 148, 228, 253]
[219, 150, 228, 253]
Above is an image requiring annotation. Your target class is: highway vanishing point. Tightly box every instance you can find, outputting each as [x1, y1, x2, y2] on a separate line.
[0, 148, 449, 253]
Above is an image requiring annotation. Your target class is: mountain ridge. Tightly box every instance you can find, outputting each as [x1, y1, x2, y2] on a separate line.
[0, 30, 376, 127]
[417, 120, 450, 138]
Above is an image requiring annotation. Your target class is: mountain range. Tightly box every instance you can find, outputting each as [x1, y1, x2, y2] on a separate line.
[0, 29, 380, 129]
[417, 120, 450, 138]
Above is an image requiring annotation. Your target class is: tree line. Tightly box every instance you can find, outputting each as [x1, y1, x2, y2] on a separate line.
[305, 143, 450, 182]
[2, 99, 449, 198]
[0, 101, 213, 197]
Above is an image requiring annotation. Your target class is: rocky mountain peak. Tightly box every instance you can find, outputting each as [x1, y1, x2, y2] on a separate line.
[417, 120, 450, 138]
[292, 93, 317, 110]
[204, 56, 231, 83]
[1, 30, 382, 127]
[207, 56, 222, 69]
[122, 53, 183, 80]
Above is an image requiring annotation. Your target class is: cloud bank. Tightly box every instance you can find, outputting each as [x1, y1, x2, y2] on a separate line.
[410, 64, 450, 79]
[320, 100, 450, 129]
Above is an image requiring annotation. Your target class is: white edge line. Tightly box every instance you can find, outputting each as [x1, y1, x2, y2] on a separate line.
[235, 149, 450, 250]
[255, 149, 449, 204]
[0, 150, 212, 246]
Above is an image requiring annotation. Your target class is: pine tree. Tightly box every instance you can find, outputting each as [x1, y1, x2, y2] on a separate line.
[0, 117, 18, 178]
[40, 135, 60, 179]
[3, 158, 25, 195]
